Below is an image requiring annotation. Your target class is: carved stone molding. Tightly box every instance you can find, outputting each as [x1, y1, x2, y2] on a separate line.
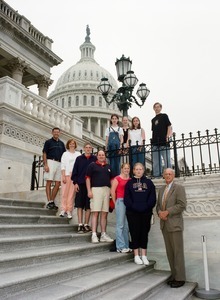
[184, 199, 220, 217]
[7, 57, 28, 73]
[0, 123, 45, 148]
[35, 75, 53, 89]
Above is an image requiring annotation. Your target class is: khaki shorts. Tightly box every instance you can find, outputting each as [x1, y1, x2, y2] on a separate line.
[90, 186, 110, 212]
[43, 159, 61, 182]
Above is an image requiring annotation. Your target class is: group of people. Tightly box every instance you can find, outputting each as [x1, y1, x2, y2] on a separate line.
[105, 114, 146, 176]
[42, 102, 187, 289]
[106, 102, 172, 178]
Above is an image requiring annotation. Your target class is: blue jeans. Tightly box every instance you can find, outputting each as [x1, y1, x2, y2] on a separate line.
[115, 198, 129, 250]
[152, 145, 171, 177]
[107, 143, 120, 176]
[130, 145, 145, 169]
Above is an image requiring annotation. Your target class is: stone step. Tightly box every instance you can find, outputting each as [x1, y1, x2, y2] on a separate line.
[0, 241, 112, 272]
[0, 224, 76, 236]
[0, 232, 92, 252]
[0, 205, 56, 216]
[0, 214, 69, 224]
[0, 251, 136, 299]
[0, 198, 45, 208]
[146, 281, 197, 300]
[88, 269, 197, 300]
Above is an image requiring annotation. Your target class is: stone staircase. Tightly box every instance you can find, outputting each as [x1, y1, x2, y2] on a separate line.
[0, 196, 198, 300]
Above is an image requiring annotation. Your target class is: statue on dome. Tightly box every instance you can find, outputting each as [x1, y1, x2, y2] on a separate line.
[85, 25, 91, 42]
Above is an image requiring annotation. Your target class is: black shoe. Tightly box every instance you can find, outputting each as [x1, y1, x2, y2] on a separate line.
[84, 225, 92, 233]
[171, 281, 185, 288]
[78, 225, 85, 234]
[167, 279, 175, 285]
[53, 204, 58, 211]
[46, 202, 55, 210]
[46, 202, 58, 210]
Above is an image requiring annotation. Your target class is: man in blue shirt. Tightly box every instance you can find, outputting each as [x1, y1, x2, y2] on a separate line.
[86, 150, 114, 243]
[43, 127, 66, 210]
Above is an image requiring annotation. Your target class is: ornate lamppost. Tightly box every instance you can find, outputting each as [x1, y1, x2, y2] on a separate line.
[97, 55, 150, 116]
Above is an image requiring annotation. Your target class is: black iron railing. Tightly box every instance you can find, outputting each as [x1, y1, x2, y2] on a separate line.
[31, 129, 220, 190]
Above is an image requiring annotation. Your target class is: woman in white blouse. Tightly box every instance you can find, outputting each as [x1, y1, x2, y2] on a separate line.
[127, 117, 146, 169]
[60, 139, 81, 218]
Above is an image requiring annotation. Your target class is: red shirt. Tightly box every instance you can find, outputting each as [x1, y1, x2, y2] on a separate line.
[115, 175, 131, 199]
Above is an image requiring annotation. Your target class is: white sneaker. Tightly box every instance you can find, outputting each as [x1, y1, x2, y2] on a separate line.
[121, 248, 130, 253]
[59, 210, 65, 217]
[134, 255, 143, 265]
[67, 212, 72, 219]
[91, 234, 99, 243]
[100, 233, 114, 243]
[141, 256, 150, 265]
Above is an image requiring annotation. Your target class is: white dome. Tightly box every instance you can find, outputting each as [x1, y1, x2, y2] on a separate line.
[49, 29, 118, 97]
[48, 26, 122, 144]
[54, 60, 118, 92]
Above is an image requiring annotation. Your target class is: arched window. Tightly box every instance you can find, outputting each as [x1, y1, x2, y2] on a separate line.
[56, 99, 59, 106]
[91, 96, 95, 106]
[99, 97, 102, 107]
[83, 95, 87, 106]
[68, 97, 71, 107]
[62, 98, 65, 108]
[76, 96, 79, 106]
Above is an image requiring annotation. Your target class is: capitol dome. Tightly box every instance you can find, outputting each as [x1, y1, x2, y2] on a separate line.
[48, 26, 121, 141]
[54, 58, 118, 91]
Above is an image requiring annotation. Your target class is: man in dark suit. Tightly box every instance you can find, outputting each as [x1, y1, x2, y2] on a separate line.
[156, 168, 187, 288]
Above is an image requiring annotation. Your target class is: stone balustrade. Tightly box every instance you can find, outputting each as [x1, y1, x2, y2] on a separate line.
[0, 0, 21, 24]
[0, 76, 83, 138]
[0, 0, 52, 49]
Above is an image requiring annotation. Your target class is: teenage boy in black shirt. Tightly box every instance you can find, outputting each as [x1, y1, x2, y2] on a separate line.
[151, 103, 172, 178]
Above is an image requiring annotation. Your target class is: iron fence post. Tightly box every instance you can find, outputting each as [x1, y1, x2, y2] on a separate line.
[173, 133, 180, 177]
[30, 155, 36, 190]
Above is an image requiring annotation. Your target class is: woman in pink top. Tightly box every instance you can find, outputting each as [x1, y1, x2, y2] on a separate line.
[111, 163, 131, 252]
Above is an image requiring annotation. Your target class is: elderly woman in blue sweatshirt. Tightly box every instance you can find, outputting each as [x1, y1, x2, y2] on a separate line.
[124, 162, 156, 265]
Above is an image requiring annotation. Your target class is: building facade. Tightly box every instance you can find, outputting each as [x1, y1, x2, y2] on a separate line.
[48, 26, 122, 142]
[0, 1, 122, 192]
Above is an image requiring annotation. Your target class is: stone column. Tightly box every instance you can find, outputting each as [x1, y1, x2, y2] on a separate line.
[35, 75, 53, 98]
[7, 58, 28, 84]
[87, 117, 91, 132]
[97, 118, 101, 137]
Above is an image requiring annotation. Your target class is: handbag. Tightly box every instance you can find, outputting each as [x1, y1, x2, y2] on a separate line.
[109, 197, 115, 213]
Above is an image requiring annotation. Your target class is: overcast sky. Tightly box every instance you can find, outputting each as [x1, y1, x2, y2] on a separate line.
[6, 0, 220, 141]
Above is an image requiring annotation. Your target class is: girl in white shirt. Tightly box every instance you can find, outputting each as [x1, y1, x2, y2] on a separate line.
[127, 117, 146, 169]
[60, 139, 80, 218]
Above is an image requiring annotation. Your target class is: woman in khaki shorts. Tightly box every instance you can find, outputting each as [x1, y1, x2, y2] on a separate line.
[86, 150, 114, 244]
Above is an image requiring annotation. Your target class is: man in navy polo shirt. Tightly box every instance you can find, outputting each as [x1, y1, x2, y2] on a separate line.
[43, 127, 66, 210]
[86, 150, 114, 243]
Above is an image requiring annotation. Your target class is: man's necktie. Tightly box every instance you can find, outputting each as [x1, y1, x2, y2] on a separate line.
[162, 185, 169, 211]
